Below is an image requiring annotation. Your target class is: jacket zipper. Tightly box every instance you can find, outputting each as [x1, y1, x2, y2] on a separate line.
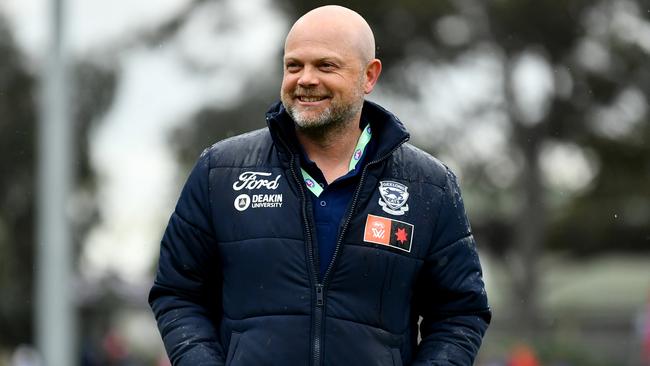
[288, 155, 324, 366]
[271, 115, 409, 366]
[273, 126, 323, 366]
[313, 137, 410, 366]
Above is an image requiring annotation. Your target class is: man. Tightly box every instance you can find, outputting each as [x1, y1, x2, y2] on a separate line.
[149, 5, 491, 366]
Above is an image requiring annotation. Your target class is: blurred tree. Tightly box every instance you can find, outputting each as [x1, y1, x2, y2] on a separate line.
[140, 0, 650, 340]
[0, 15, 38, 348]
[0, 14, 116, 350]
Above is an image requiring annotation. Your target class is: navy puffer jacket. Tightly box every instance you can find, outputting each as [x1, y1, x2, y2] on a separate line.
[149, 100, 491, 366]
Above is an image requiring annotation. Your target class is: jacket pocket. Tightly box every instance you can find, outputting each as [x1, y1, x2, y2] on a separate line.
[390, 347, 403, 366]
[225, 331, 241, 365]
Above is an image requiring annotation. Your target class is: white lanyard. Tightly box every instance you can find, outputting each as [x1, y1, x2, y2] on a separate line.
[300, 124, 372, 197]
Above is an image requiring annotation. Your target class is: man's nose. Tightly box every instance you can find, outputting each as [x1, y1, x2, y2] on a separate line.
[297, 66, 319, 87]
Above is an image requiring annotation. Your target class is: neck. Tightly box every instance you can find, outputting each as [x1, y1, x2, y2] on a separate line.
[296, 117, 363, 184]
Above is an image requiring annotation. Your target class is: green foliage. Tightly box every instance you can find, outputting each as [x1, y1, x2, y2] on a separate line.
[549, 129, 650, 254]
[486, 0, 592, 59]
[535, 336, 619, 366]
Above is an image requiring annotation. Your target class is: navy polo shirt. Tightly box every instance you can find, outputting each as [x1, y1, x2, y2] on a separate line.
[298, 120, 373, 279]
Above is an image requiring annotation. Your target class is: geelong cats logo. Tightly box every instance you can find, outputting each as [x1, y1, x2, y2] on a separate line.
[378, 181, 409, 216]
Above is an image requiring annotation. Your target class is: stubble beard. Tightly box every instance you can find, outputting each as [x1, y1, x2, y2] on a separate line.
[282, 84, 365, 141]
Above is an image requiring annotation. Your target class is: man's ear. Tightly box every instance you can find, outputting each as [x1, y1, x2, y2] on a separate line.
[363, 59, 382, 94]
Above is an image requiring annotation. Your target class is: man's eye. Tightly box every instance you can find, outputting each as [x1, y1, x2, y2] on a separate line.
[320, 63, 336, 71]
[286, 64, 301, 72]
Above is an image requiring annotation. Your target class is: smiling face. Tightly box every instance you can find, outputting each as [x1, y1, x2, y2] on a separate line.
[281, 43, 366, 130]
[280, 6, 381, 132]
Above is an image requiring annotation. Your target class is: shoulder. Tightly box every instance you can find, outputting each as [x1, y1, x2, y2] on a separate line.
[388, 142, 450, 189]
[201, 128, 274, 168]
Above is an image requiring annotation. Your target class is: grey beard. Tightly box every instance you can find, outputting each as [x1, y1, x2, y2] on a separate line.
[291, 106, 343, 140]
[287, 100, 363, 141]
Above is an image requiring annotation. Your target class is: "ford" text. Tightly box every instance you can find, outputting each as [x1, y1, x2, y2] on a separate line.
[233, 171, 281, 191]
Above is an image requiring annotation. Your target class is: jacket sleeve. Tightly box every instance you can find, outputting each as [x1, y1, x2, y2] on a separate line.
[148, 150, 226, 366]
[411, 168, 491, 366]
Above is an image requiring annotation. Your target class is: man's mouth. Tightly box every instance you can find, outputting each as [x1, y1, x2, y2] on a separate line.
[297, 96, 329, 103]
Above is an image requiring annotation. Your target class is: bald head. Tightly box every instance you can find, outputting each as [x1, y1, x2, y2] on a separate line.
[285, 5, 376, 64]
[280, 6, 382, 135]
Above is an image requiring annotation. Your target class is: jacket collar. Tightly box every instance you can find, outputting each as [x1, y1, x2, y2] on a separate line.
[265, 100, 410, 163]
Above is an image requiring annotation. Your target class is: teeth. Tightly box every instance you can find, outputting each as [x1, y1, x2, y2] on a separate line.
[299, 96, 325, 102]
